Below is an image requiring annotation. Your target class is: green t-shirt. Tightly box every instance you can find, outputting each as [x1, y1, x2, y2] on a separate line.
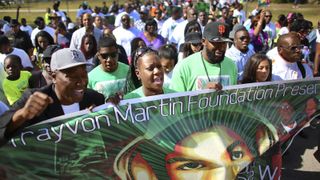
[124, 86, 176, 99]
[88, 62, 129, 99]
[3, 70, 31, 105]
[195, 2, 210, 13]
[170, 52, 237, 92]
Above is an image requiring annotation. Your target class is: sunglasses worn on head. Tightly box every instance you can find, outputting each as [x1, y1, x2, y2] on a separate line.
[99, 52, 118, 59]
[133, 47, 158, 68]
[280, 45, 304, 52]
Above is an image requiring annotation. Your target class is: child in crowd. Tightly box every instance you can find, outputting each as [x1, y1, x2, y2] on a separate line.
[2, 55, 31, 105]
[80, 34, 97, 72]
[158, 44, 178, 88]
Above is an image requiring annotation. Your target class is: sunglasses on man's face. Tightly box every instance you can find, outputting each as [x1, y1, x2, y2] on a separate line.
[99, 52, 118, 59]
[280, 45, 304, 52]
[238, 36, 249, 41]
[265, 15, 272, 18]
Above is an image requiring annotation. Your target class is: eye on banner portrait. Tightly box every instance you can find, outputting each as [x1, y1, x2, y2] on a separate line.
[0, 78, 319, 179]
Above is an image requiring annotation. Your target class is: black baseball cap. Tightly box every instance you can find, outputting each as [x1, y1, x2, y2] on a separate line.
[42, 45, 62, 64]
[203, 22, 231, 42]
[185, 32, 202, 44]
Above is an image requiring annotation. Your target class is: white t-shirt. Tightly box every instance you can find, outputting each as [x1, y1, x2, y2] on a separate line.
[233, 9, 246, 25]
[0, 63, 7, 105]
[160, 17, 184, 40]
[30, 26, 55, 46]
[113, 26, 141, 56]
[154, 18, 164, 34]
[278, 27, 289, 36]
[53, 10, 67, 22]
[1, 24, 11, 34]
[170, 20, 188, 49]
[69, 26, 102, 50]
[0, 48, 33, 69]
[316, 29, 320, 43]
[20, 25, 33, 36]
[61, 103, 80, 115]
[272, 54, 313, 81]
[264, 22, 276, 40]
[266, 47, 278, 60]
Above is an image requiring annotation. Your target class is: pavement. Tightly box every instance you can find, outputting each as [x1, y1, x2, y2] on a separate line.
[282, 125, 320, 179]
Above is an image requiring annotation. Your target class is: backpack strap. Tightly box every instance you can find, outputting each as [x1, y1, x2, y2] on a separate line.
[297, 61, 306, 78]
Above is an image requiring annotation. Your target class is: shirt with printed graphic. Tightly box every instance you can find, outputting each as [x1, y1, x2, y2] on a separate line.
[88, 62, 129, 99]
[170, 52, 238, 92]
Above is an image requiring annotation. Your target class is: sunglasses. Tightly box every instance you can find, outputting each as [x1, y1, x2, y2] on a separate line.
[265, 15, 272, 18]
[239, 36, 249, 41]
[133, 47, 158, 68]
[99, 52, 118, 59]
[280, 45, 304, 52]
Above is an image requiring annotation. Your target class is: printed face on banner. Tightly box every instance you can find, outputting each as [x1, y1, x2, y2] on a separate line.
[165, 126, 253, 179]
[117, 125, 254, 180]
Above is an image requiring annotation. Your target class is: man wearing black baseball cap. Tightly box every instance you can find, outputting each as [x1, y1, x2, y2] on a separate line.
[171, 21, 237, 92]
[0, 48, 105, 146]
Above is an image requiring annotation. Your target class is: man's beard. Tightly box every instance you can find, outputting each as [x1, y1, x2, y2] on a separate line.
[205, 47, 224, 64]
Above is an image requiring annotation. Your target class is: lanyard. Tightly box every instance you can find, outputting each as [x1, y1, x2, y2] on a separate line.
[201, 51, 221, 84]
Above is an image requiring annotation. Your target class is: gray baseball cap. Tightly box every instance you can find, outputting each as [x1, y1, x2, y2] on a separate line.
[50, 48, 91, 71]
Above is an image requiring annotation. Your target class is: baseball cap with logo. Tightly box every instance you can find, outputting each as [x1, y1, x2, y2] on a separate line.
[51, 48, 91, 71]
[203, 22, 231, 42]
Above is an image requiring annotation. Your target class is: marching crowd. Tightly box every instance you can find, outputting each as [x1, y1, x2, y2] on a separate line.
[0, 0, 319, 147]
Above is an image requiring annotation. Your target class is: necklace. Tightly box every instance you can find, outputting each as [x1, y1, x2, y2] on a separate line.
[200, 51, 221, 84]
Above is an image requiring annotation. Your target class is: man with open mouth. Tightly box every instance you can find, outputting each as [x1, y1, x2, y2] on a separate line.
[0, 48, 105, 146]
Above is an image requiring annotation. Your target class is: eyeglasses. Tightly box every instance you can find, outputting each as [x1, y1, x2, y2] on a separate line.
[99, 52, 118, 59]
[265, 15, 272, 18]
[133, 47, 158, 68]
[239, 36, 249, 41]
[280, 45, 304, 52]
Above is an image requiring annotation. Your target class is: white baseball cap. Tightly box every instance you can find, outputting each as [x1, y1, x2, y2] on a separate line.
[50, 48, 91, 71]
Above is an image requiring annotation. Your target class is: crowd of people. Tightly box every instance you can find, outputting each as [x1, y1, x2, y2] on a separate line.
[0, 0, 319, 154]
